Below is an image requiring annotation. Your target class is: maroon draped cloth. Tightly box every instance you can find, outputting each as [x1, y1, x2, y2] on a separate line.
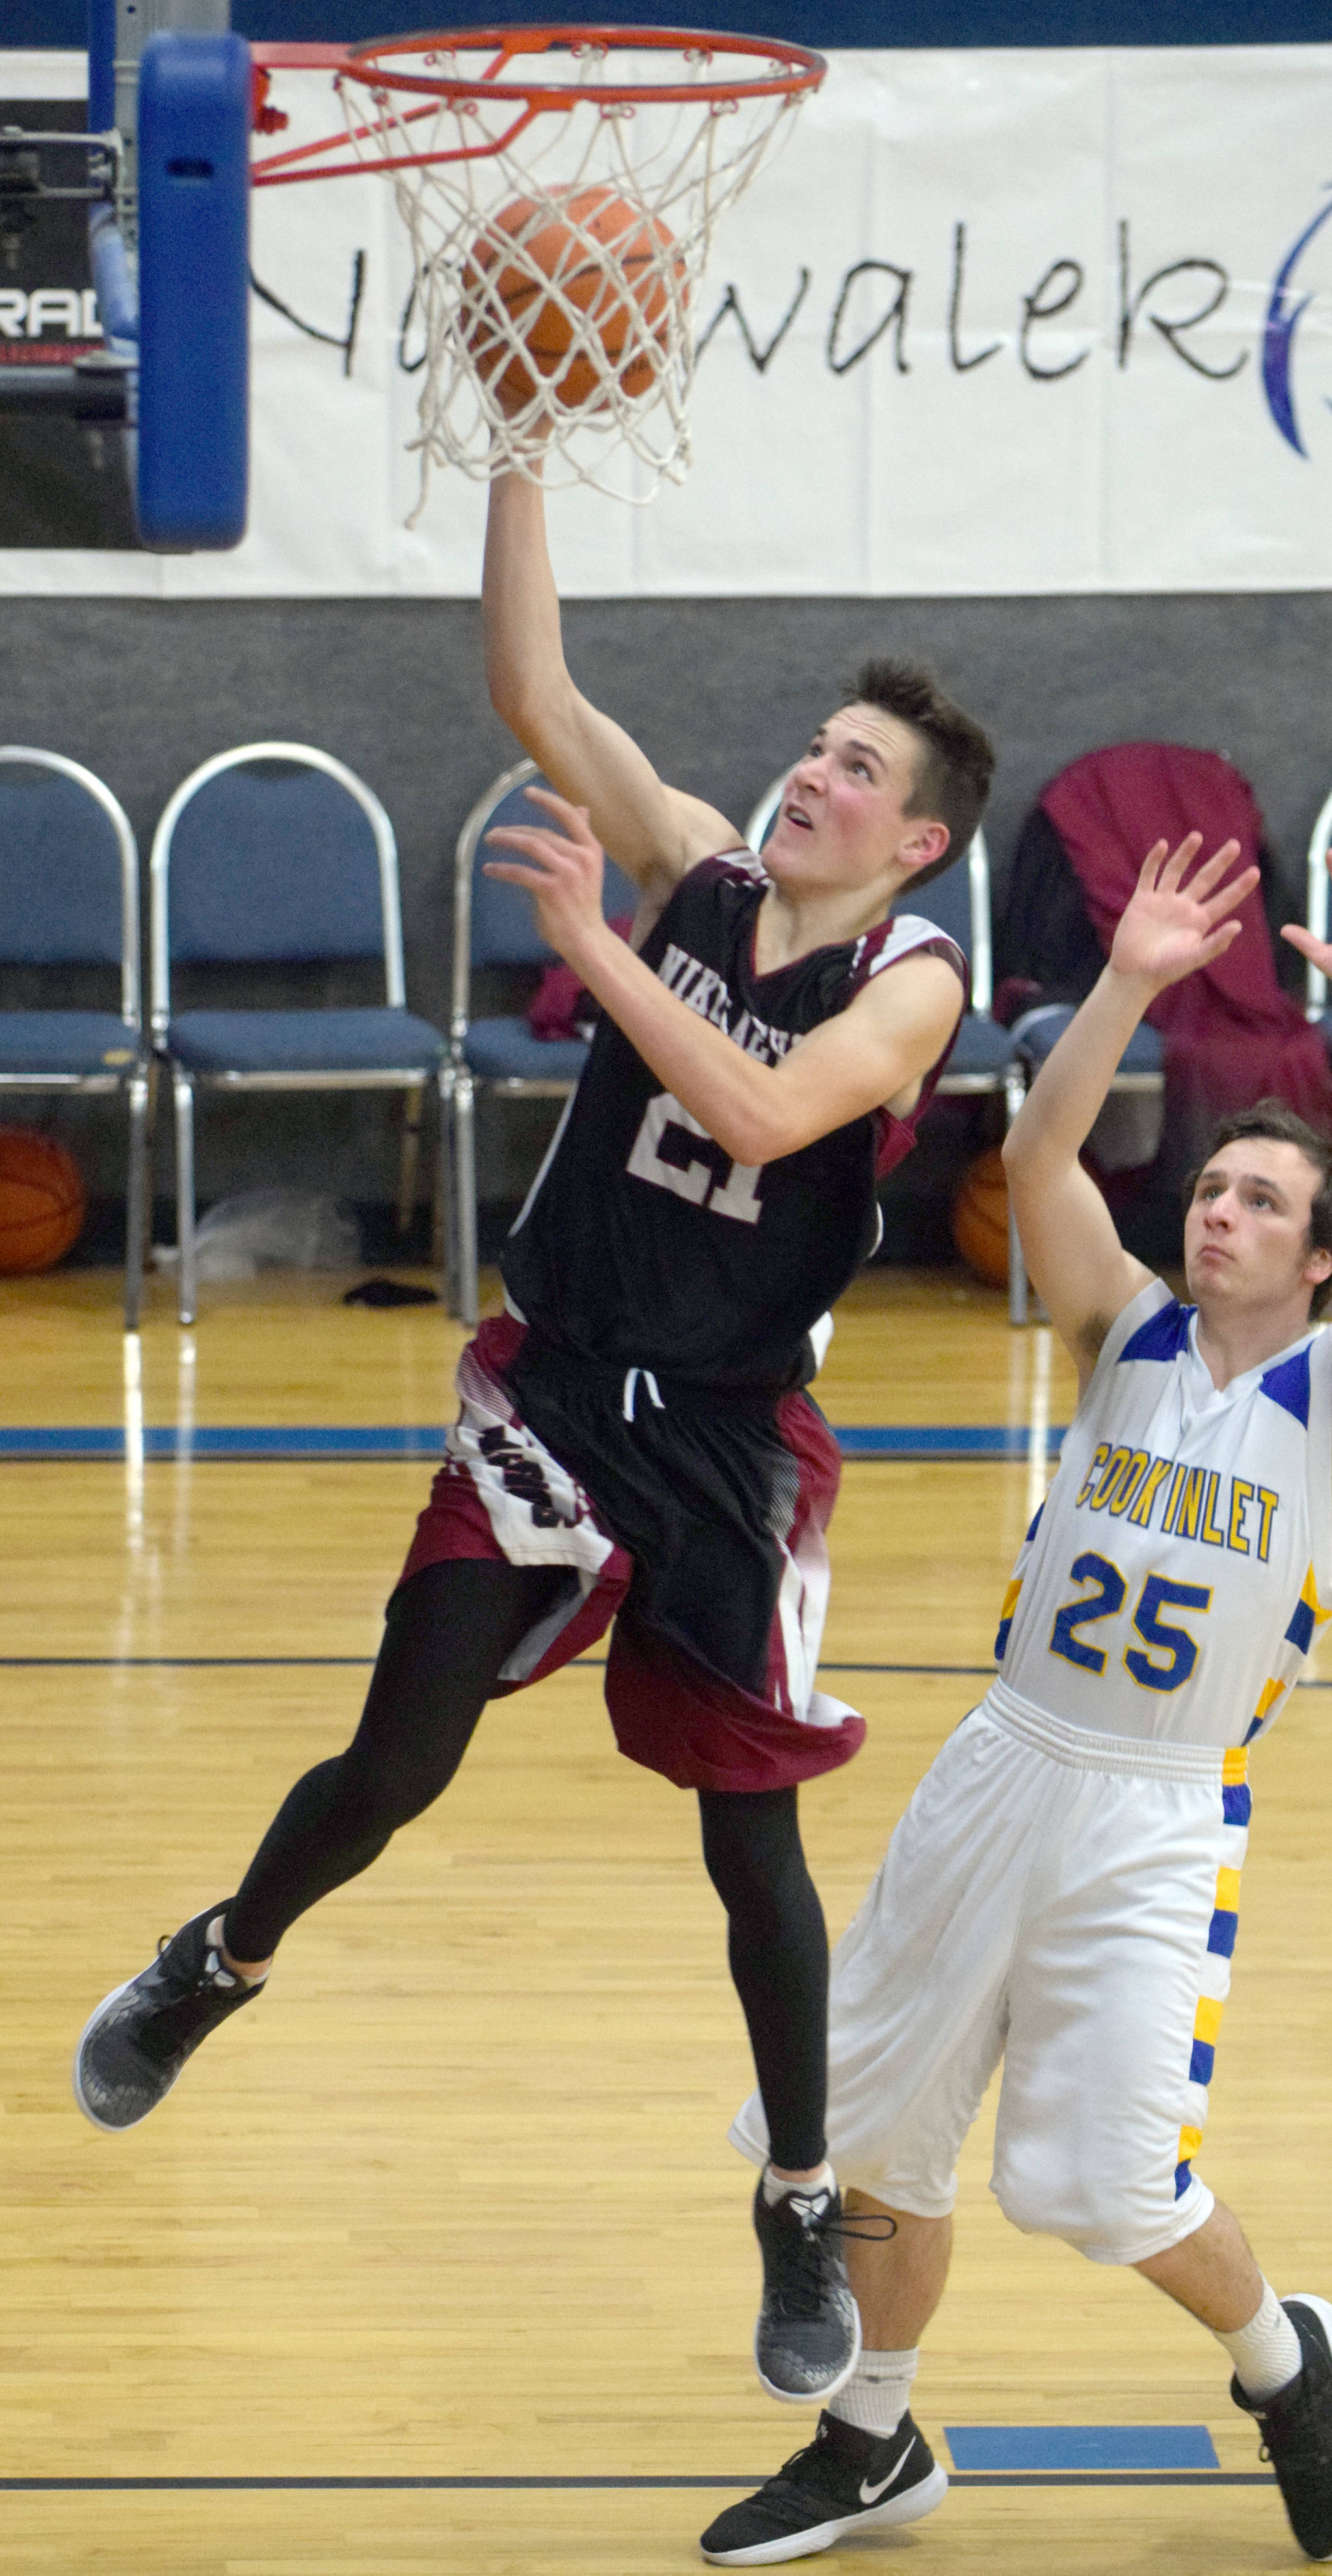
[1041, 743, 1332, 1150]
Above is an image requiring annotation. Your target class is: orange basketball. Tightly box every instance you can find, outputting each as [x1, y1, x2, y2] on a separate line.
[460, 184, 683, 415]
[952, 1145, 1009, 1288]
[0, 1128, 85, 1273]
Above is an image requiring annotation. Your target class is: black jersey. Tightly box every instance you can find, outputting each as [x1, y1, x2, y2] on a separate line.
[501, 855, 966, 1392]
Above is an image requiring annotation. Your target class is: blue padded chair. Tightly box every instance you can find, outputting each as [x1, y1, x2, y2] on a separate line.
[152, 743, 447, 1324]
[1301, 786, 1332, 1035]
[449, 755, 643, 1327]
[0, 747, 149, 1327]
[743, 773, 1028, 1319]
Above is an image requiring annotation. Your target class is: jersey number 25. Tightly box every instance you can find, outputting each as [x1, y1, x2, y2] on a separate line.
[1049, 1550, 1210, 1695]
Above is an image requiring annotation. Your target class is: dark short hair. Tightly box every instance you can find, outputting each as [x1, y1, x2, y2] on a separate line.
[844, 657, 995, 892]
[1183, 1098, 1332, 1319]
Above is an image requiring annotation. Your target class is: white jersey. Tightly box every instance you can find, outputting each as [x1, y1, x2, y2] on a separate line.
[992, 1277, 1332, 1751]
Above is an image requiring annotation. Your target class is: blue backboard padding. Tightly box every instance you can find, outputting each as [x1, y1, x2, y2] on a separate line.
[137, 32, 250, 551]
[946, 2426, 1219, 2471]
[168, 765, 386, 962]
[85, 0, 114, 131]
[22, 3, 1332, 44]
[0, 770, 122, 966]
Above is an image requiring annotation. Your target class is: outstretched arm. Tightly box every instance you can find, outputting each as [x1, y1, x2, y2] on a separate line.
[483, 471, 741, 900]
[1003, 831, 1257, 1389]
[483, 790, 962, 1162]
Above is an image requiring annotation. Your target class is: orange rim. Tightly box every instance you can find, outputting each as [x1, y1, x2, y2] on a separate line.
[250, 23, 825, 185]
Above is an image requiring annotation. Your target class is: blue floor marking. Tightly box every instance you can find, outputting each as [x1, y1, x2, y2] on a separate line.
[946, 2425, 1219, 2473]
[0, 1424, 1067, 1463]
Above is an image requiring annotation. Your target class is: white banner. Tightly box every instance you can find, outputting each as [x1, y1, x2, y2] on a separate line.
[4, 43, 1332, 596]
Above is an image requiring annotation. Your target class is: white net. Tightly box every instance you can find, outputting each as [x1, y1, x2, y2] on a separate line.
[335, 34, 818, 511]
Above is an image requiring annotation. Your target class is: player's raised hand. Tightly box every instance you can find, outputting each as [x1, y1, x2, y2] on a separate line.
[483, 784, 607, 965]
[1108, 832, 1258, 991]
[1280, 843, 1332, 983]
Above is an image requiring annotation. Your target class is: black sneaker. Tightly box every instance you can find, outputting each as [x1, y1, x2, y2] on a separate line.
[73, 1904, 262, 2132]
[700, 2410, 948, 2565]
[753, 2173, 860, 2404]
[1232, 2295, 1332, 2560]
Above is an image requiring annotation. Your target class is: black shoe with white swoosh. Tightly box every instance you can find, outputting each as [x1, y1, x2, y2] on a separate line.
[1232, 2295, 1332, 2560]
[699, 2409, 948, 2566]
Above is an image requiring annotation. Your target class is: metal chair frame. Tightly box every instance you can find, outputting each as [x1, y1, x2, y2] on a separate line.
[0, 746, 149, 1329]
[1303, 788, 1332, 1022]
[152, 741, 447, 1325]
[743, 774, 1028, 1321]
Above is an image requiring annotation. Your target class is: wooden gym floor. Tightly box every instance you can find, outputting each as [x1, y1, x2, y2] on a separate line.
[0, 1262, 1328, 2574]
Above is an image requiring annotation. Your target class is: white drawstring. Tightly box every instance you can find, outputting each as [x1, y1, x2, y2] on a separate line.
[622, 1366, 665, 1422]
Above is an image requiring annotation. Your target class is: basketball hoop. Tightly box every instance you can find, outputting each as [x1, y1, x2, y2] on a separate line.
[251, 26, 825, 512]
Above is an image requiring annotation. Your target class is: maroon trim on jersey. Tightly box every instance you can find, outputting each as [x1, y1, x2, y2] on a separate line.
[397, 1317, 866, 1792]
[848, 920, 968, 1182]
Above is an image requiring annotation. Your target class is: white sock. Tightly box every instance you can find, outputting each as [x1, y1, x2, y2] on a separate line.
[209, 1916, 269, 1989]
[831, 2346, 919, 2441]
[1216, 2283, 1303, 2401]
[762, 2160, 835, 2207]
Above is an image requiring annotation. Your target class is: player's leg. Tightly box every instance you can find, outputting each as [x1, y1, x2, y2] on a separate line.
[699, 1785, 860, 2406]
[73, 1558, 569, 2132]
[701, 2196, 953, 2568]
[1138, 2206, 1332, 2563]
[702, 1708, 1032, 2564]
[992, 1741, 1332, 2562]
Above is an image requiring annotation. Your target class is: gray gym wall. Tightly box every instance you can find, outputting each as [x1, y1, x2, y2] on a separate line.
[1, 587, 1327, 1238]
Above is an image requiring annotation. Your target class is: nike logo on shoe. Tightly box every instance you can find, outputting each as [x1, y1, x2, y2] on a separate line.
[859, 2438, 916, 2504]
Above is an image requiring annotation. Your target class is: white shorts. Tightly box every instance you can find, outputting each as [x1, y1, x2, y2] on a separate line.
[731, 1690, 1251, 2266]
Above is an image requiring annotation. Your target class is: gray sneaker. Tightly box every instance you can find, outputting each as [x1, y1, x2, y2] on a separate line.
[73, 1904, 261, 2132]
[752, 2173, 860, 2404]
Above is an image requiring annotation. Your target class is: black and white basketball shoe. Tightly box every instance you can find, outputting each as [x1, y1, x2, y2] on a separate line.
[1232, 2295, 1332, 2561]
[752, 2174, 860, 2403]
[699, 2409, 948, 2564]
[73, 1904, 261, 2131]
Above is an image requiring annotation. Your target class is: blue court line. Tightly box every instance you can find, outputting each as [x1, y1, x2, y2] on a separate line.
[0, 1424, 1066, 1463]
[0, 2469, 1272, 2493]
[947, 2424, 1218, 2472]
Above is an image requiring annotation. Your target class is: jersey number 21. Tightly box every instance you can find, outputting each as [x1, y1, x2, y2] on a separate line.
[626, 1091, 764, 1225]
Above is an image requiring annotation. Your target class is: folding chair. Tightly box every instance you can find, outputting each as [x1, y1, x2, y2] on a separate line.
[151, 742, 447, 1324]
[0, 747, 148, 1327]
[448, 755, 643, 1328]
[743, 774, 1026, 1316]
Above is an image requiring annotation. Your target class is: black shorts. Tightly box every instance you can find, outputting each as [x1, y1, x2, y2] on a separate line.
[398, 1314, 865, 1794]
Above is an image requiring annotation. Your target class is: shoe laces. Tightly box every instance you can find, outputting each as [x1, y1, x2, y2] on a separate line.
[156, 1928, 239, 1996]
[1252, 2348, 1332, 2471]
[778, 2413, 887, 2496]
[766, 2199, 895, 2321]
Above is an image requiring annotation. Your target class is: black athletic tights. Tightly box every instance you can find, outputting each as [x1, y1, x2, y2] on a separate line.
[224, 1559, 829, 2170]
